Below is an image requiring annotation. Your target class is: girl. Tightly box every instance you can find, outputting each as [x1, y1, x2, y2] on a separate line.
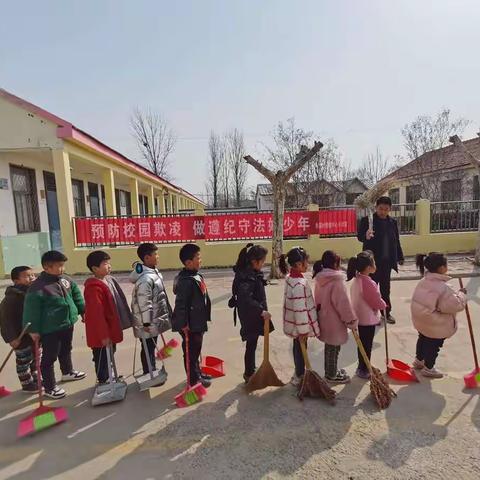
[412, 252, 466, 378]
[347, 251, 386, 379]
[280, 247, 319, 386]
[314, 251, 357, 384]
[232, 243, 272, 383]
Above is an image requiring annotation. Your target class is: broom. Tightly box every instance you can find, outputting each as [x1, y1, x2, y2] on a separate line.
[175, 331, 207, 407]
[352, 330, 396, 409]
[297, 337, 336, 405]
[17, 338, 68, 437]
[156, 333, 180, 360]
[0, 323, 31, 397]
[245, 317, 284, 393]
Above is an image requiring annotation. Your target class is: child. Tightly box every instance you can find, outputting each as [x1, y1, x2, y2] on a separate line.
[23, 251, 86, 399]
[412, 252, 466, 378]
[84, 251, 133, 383]
[172, 243, 212, 388]
[130, 243, 172, 375]
[279, 247, 319, 387]
[314, 251, 357, 384]
[231, 243, 272, 383]
[0, 266, 37, 393]
[347, 251, 386, 379]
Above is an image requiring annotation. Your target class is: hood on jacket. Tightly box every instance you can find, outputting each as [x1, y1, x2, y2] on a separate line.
[314, 268, 345, 287]
[129, 263, 159, 283]
[424, 272, 452, 283]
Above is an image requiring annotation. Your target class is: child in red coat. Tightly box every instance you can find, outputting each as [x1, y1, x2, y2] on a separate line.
[84, 251, 132, 383]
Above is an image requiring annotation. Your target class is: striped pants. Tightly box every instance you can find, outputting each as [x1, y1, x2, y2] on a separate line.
[324, 344, 341, 378]
[15, 346, 36, 387]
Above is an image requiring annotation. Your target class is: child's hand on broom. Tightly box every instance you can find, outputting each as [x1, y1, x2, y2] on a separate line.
[10, 339, 20, 349]
[30, 333, 40, 341]
[366, 229, 375, 240]
[261, 311, 271, 321]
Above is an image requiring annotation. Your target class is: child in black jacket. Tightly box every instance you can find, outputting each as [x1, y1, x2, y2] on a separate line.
[0, 266, 37, 393]
[172, 243, 212, 388]
[231, 243, 273, 383]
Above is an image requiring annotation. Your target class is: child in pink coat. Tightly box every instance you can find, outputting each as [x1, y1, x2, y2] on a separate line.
[313, 251, 357, 384]
[412, 252, 467, 378]
[280, 247, 319, 387]
[347, 251, 386, 379]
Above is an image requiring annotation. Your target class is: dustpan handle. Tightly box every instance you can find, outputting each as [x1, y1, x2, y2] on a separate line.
[459, 278, 479, 370]
[184, 330, 191, 387]
[34, 338, 44, 408]
[106, 345, 115, 383]
[141, 336, 155, 380]
[159, 333, 167, 348]
[383, 311, 389, 364]
[352, 330, 374, 375]
[263, 317, 269, 362]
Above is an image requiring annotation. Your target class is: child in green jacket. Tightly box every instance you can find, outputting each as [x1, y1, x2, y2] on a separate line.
[23, 251, 86, 399]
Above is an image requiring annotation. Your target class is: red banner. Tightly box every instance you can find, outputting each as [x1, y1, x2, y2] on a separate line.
[74, 209, 357, 246]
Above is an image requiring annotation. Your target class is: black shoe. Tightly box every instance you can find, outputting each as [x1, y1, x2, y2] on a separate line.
[21, 383, 40, 394]
[243, 370, 255, 384]
[200, 372, 213, 381]
[199, 377, 212, 388]
[386, 315, 396, 324]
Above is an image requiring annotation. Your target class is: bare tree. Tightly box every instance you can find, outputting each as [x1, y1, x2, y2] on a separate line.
[400, 109, 470, 200]
[226, 128, 247, 207]
[206, 131, 225, 208]
[356, 147, 392, 185]
[130, 107, 176, 179]
[245, 141, 324, 279]
[402, 109, 469, 160]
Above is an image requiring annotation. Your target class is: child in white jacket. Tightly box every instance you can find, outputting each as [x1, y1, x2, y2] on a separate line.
[280, 247, 319, 387]
[412, 252, 467, 378]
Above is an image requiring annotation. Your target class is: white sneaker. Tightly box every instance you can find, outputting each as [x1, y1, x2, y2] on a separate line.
[61, 370, 86, 382]
[44, 386, 66, 399]
[413, 358, 425, 370]
[290, 375, 303, 387]
[421, 367, 444, 379]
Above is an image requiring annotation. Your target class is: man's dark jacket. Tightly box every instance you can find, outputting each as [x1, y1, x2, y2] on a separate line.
[357, 213, 404, 272]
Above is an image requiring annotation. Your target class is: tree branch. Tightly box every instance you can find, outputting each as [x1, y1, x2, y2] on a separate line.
[244, 155, 275, 182]
[284, 141, 324, 181]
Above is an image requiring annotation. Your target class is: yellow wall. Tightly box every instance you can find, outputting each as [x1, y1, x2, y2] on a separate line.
[62, 231, 477, 274]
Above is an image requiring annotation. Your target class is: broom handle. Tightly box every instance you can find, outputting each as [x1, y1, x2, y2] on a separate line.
[352, 330, 374, 375]
[0, 323, 31, 374]
[263, 317, 269, 362]
[459, 278, 479, 370]
[184, 330, 191, 386]
[160, 333, 167, 348]
[383, 311, 390, 364]
[299, 336, 311, 370]
[34, 338, 44, 408]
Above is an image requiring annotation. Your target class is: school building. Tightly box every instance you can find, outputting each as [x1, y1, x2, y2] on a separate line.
[0, 89, 203, 277]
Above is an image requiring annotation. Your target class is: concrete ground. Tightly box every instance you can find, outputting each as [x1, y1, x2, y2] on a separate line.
[0, 270, 480, 480]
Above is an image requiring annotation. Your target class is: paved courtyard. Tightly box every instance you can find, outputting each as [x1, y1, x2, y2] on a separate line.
[1, 269, 480, 479]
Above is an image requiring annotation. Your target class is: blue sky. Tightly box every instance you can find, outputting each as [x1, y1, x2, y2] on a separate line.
[2, 0, 480, 197]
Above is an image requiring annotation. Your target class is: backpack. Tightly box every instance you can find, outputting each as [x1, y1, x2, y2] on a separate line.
[228, 277, 238, 326]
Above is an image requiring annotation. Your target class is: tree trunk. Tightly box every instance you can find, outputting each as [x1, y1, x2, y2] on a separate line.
[271, 181, 286, 279]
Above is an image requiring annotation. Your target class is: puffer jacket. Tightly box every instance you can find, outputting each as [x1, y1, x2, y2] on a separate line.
[411, 272, 466, 339]
[129, 264, 172, 339]
[314, 269, 357, 346]
[350, 273, 386, 327]
[283, 271, 319, 338]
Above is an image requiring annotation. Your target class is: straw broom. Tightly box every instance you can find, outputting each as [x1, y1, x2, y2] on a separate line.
[352, 330, 396, 409]
[297, 337, 336, 405]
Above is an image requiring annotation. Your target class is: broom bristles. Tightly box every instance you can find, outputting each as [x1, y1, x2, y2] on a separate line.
[369, 367, 396, 409]
[298, 370, 336, 405]
[355, 179, 396, 210]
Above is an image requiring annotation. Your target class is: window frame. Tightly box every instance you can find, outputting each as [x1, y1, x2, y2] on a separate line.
[441, 179, 462, 202]
[71, 178, 86, 217]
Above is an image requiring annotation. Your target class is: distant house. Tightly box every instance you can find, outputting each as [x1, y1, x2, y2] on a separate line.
[384, 136, 480, 204]
[256, 178, 369, 210]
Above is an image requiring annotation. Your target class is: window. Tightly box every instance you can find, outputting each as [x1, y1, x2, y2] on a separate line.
[88, 183, 100, 217]
[441, 179, 461, 202]
[345, 192, 360, 205]
[312, 194, 331, 207]
[406, 184, 421, 204]
[473, 176, 479, 201]
[101, 185, 106, 216]
[139, 194, 148, 215]
[115, 188, 121, 215]
[389, 188, 400, 205]
[10, 165, 40, 233]
[72, 179, 86, 217]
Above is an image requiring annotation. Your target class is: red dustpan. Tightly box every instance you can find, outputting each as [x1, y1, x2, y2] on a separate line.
[383, 313, 418, 382]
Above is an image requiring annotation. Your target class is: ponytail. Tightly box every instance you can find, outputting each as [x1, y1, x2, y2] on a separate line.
[416, 252, 447, 275]
[235, 243, 268, 271]
[347, 250, 375, 281]
[279, 254, 289, 275]
[312, 260, 323, 278]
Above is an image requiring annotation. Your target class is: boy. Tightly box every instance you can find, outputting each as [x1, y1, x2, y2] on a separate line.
[23, 251, 86, 399]
[172, 243, 212, 388]
[0, 266, 38, 393]
[130, 243, 172, 374]
[85, 250, 132, 383]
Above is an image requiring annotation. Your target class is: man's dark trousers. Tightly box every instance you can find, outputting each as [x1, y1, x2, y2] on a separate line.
[372, 260, 391, 316]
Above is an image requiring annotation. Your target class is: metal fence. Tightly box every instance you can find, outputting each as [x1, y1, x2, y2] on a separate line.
[390, 204, 416, 234]
[431, 201, 480, 232]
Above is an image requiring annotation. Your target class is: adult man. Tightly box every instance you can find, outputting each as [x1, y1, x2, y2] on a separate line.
[357, 196, 404, 324]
